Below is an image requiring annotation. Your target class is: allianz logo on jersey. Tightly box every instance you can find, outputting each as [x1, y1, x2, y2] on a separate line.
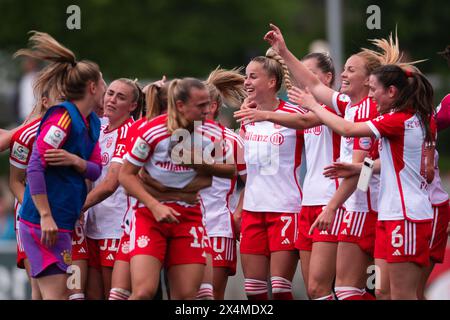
[155, 161, 192, 172]
[405, 119, 421, 129]
[303, 126, 322, 136]
[244, 132, 285, 146]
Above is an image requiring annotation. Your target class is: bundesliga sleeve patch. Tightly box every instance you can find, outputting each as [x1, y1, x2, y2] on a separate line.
[43, 125, 67, 148]
[11, 142, 30, 163]
[338, 94, 351, 103]
[131, 137, 150, 161]
[359, 137, 373, 150]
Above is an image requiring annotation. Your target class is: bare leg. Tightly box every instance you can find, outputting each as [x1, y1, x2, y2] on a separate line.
[307, 242, 337, 299]
[129, 255, 161, 300]
[389, 262, 422, 300]
[36, 273, 69, 300]
[168, 264, 205, 300]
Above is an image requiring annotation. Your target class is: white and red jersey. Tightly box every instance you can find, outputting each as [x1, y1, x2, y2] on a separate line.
[331, 93, 379, 212]
[199, 125, 246, 238]
[241, 99, 304, 213]
[331, 92, 360, 163]
[428, 150, 449, 206]
[125, 114, 225, 208]
[367, 110, 433, 222]
[86, 118, 134, 239]
[9, 117, 41, 229]
[121, 117, 148, 235]
[302, 105, 340, 205]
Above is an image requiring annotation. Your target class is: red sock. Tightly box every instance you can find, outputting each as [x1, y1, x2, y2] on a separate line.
[335, 287, 364, 300]
[248, 292, 269, 300]
[272, 292, 293, 300]
[271, 276, 293, 300]
[361, 290, 376, 300]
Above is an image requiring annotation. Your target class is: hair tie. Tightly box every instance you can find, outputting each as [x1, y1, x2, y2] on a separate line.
[405, 70, 413, 78]
[71, 60, 77, 67]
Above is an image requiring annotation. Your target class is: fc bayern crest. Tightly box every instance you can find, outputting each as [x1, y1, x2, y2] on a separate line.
[106, 137, 114, 148]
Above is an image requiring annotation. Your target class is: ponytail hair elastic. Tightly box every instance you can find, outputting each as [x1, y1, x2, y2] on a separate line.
[404, 69, 413, 78]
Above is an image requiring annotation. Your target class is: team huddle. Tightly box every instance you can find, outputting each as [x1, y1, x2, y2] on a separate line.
[0, 24, 449, 300]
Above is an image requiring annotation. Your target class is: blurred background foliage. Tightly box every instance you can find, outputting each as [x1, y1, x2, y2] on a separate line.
[0, 0, 449, 155]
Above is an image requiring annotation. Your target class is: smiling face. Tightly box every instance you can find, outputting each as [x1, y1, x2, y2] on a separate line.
[368, 74, 397, 113]
[340, 55, 370, 98]
[244, 61, 277, 103]
[103, 80, 137, 124]
[176, 87, 211, 123]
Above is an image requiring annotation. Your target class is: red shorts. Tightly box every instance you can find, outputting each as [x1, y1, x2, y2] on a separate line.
[87, 238, 120, 269]
[129, 203, 206, 268]
[240, 210, 298, 256]
[16, 229, 26, 269]
[115, 232, 131, 263]
[374, 219, 432, 267]
[337, 210, 377, 256]
[295, 206, 344, 251]
[430, 202, 450, 263]
[203, 232, 213, 256]
[210, 236, 237, 275]
[71, 223, 89, 261]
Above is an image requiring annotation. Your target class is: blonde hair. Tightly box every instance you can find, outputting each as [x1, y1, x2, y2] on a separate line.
[363, 30, 433, 142]
[251, 48, 293, 91]
[205, 67, 247, 117]
[166, 78, 206, 133]
[360, 30, 425, 69]
[144, 81, 169, 120]
[14, 31, 101, 103]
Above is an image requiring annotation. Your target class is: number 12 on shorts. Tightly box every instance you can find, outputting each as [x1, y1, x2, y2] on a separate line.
[189, 226, 206, 248]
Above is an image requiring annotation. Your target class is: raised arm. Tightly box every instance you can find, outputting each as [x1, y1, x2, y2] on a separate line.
[264, 24, 337, 107]
[234, 107, 322, 130]
[296, 89, 374, 137]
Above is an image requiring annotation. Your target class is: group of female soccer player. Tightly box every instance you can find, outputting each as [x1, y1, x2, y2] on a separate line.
[0, 24, 449, 300]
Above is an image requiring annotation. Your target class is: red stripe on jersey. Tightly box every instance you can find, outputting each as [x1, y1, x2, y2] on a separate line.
[293, 130, 304, 200]
[14, 118, 41, 147]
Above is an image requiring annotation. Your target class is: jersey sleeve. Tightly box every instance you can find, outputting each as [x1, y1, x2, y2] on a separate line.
[367, 112, 406, 139]
[125, 124, 153, 167]
[280, 102, 308, 114]
[36, 108, 72, 167]
[224, 129, 246, 176]
[331, 92, 351, 116]
[9, 121, 40, 169]
[111, 124, 131, 164]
